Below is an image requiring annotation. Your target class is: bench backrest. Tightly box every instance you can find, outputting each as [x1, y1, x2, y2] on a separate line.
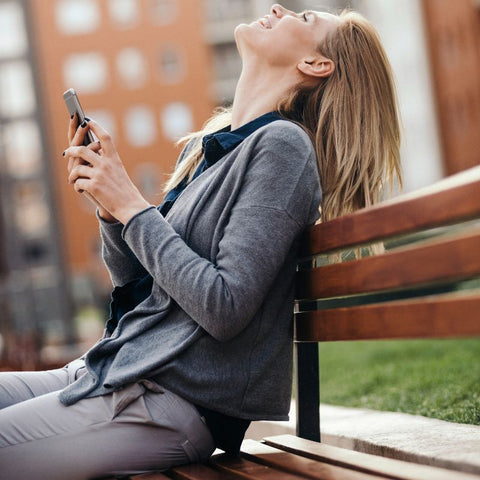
[294, 164, 480, 441]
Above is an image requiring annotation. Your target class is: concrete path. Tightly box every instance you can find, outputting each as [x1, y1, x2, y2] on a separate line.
[245, 403, 480, 475]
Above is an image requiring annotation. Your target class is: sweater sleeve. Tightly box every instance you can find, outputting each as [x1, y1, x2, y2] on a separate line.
[98, 213, 149, 286]
[121, 125, 321, 341]
[98, 143, 194, 287]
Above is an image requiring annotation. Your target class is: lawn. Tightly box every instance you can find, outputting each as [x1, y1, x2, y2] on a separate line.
[318, 338, 480, 425]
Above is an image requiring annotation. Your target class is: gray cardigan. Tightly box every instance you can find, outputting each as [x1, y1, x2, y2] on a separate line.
[59, 119, 321, 421]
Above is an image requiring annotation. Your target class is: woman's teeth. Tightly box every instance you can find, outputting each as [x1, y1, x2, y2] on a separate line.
[258, 17, 271, 28]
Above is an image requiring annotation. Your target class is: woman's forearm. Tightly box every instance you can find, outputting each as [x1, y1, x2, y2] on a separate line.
[98, 212, 149, 286]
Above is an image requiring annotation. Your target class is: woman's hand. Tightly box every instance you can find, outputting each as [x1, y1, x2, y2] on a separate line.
[66, 115, 117, 223]
[64, 119, 151, 225]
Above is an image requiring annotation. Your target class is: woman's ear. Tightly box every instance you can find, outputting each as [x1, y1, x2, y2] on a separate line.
[297, 55, 335, 78]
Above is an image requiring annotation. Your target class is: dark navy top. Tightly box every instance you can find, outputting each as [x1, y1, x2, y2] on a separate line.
[107, 111, 281, 453]
[159, 111, 281, 217]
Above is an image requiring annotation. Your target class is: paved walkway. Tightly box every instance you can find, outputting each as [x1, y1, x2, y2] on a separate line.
[245, 403, 480, 475]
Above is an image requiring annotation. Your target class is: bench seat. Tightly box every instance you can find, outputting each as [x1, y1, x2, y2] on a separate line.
[123, 434, 480, 480]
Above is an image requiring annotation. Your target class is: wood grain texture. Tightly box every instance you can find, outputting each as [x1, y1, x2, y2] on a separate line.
[296, 229, 480, 299]
[263, 435, 480, 480]
[166, 462, 240, 480]
[239, 440, 389, 480]
[211, 453, 307, 479]
[120, 473, 171, 479]
[299, 165, 480, 257]
[295, 292, 480, 342]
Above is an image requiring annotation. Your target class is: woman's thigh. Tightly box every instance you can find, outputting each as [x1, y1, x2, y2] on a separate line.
[0, 368, 68, 409]
[0, 358, 85, 410]
[0, 379, 215, 480]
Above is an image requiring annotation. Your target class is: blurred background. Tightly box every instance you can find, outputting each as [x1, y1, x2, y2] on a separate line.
[0, 0, 478, 370]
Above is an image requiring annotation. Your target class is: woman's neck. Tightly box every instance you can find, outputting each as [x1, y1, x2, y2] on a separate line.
[231, 62, 299, 130]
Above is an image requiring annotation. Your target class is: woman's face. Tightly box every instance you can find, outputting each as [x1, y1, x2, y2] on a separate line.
[235, 4, 340, 68]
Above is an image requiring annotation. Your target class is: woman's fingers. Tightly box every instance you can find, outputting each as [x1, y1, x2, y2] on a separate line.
[88, 140, 102, 153]
[66, 142, 100, 173]
[64, 145, 99, 166]
[73, 178, 90, 194]
[67, 113, 79, 144]
[67, 156, 76, 174]
[68, 164, 92, 184]
[70, 119, 90, 147]
[84, 119, 115, 156]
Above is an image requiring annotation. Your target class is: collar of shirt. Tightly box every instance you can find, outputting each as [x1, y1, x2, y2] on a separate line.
[158, 111, 282, 218]
[201, 111, 281, 167]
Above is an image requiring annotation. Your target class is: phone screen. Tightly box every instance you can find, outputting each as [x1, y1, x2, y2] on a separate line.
[63, 88, 95, 146]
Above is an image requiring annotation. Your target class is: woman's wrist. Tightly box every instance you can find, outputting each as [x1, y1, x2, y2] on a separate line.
[115, 200, 153, 225]
[97, 208, 118, 224]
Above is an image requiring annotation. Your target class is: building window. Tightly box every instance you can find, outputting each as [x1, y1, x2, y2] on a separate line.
[55, 0, 100, 35]
[158, 46, 185, 84]
[14, 182, 51, 239]
[124, 105, 157, 147]
[205, 0, 251, 22]
[0, 2, 28, 59]
[134, 163, 162, 200]
[0, 61, 35, 118]
[3, 120, 42, 179]
[161, 102, 193, 141]
[108, 0, 139, 29]
[63, 52, 108, 93]
[148, 0, 178, 25]
[23, 239, 51, 264]
[213, 42, 242, 80]
[116, 47, 148, 89]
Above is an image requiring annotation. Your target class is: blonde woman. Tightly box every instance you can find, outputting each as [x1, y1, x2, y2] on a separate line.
[0, 4, 401, 478]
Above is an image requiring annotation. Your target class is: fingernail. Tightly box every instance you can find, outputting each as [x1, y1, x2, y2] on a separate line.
[81, 121, 87, 128]
[85, 117, 91, 122]
[70, 114, 74, 119]
[62, 151, 65, 157]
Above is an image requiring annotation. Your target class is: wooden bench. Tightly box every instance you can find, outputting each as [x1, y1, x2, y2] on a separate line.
[116, 165, 480, 479]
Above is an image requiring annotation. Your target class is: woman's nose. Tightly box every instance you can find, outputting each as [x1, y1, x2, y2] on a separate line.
[270, 3, 293, 18]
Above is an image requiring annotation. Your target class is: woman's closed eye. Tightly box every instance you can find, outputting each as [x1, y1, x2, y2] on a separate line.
[302, 12, 308, 21]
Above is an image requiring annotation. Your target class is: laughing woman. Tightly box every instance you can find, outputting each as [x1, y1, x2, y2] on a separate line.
[0, 4, 400, 479]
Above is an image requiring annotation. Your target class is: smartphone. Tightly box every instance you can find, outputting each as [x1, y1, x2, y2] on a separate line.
[63, 88, 95, 146]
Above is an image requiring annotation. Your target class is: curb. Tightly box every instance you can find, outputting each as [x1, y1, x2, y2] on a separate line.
[245, 403, 480, 474]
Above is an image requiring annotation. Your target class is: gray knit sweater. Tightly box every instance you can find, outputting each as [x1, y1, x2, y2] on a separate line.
[59, 119, 321, 421]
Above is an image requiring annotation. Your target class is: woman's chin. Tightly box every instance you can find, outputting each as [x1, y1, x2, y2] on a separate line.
[234, 22, 249, 40]
[233, 23, 253, 55]
[234, 22, 263, 55]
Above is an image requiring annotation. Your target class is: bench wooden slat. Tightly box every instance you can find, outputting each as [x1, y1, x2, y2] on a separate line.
[297, 229, 480, 299]
[239, 439, 391, 480]
[124, 473, 171, 479]
[295, 291, 480, 342]
[300, 165, 480, 256]
[210, 453, 308, 479]
[166, 462, 242, 480]
[263, 435, 480, 480]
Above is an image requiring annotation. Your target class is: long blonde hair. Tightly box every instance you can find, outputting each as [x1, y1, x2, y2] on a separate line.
[165, 10, 402, 223]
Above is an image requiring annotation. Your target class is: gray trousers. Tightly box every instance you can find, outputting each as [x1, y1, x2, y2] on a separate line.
[0, 360, 215, 480]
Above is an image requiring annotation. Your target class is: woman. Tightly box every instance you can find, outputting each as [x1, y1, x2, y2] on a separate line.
[0, 4, 401, 478]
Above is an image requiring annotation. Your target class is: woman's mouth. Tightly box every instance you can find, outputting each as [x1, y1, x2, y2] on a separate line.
[258, 16, 272, 29]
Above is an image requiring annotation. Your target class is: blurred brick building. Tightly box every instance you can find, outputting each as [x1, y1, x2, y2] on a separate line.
[0, 0, 218, 364]
[0, 0, 73, 366]
[30, 0, 215, 291]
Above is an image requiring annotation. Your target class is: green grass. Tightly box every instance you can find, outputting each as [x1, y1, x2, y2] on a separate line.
[318, 338, 480, 425]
